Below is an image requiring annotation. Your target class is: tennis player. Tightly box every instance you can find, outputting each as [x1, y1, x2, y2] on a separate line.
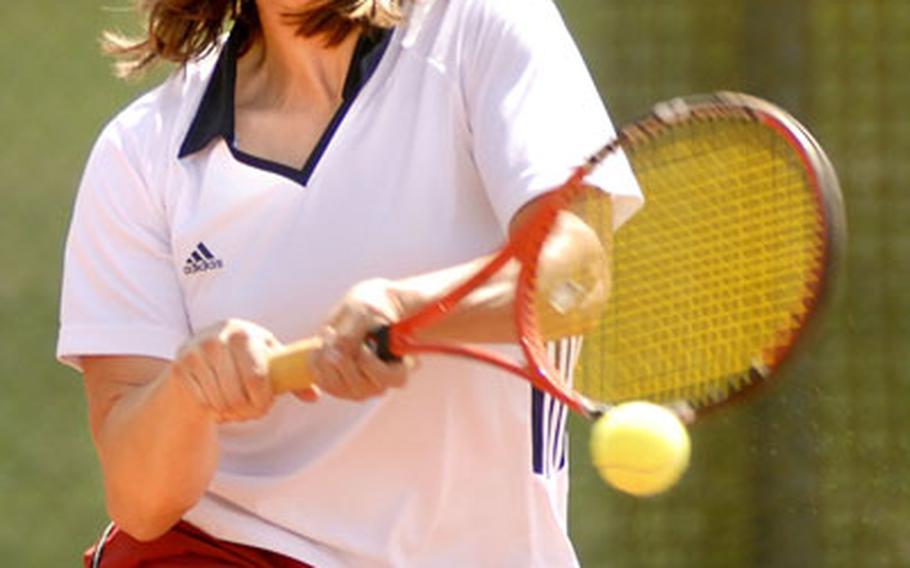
[58, 0, 642, 565]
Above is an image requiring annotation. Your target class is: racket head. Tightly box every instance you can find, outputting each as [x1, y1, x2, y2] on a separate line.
[519, 92, 846, 417]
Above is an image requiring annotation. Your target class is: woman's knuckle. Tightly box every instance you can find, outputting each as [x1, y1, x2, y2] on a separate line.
[181, 348, 203, 367]
[199, 336, 221, 355]
[228, 330, 251, 351]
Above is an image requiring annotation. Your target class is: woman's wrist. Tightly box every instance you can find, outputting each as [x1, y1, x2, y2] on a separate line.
[389, 277, 429, 321]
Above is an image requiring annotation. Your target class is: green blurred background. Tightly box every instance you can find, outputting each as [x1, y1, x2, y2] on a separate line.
[1, 0, 907, 565]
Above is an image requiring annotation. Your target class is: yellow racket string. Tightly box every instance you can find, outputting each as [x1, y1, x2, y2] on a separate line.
[536, 118, 826, 406]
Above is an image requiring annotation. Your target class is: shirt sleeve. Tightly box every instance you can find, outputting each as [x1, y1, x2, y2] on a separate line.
[57, 121, 190, 371]
[461, 0, 643, 231]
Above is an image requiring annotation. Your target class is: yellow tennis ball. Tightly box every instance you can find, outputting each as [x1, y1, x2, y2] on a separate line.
[590, 402, 691, 497]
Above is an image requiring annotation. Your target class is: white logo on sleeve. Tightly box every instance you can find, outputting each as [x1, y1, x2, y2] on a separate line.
[184, 242, 224, 275]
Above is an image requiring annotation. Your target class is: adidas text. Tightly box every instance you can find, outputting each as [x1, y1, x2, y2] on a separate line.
[184, 259, 224, 275]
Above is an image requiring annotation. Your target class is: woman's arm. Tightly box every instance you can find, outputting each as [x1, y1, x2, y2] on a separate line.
[396, 201, 611, 344]
[311, 194, 612, 398]
[81, 320, 286, 541]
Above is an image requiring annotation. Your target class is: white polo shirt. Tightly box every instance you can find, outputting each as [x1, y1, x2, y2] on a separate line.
[58, 0, 642, 565]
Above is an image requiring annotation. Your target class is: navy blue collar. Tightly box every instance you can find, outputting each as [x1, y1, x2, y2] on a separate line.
[179, 23, 393, 166]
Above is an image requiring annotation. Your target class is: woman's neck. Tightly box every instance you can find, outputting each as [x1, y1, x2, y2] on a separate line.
[236, 8, 360, 111]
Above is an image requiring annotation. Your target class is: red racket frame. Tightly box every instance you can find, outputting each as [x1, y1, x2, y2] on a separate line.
[378, 93, 842, 420]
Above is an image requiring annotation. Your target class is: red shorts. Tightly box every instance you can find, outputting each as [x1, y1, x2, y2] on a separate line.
[85, 521, 313, 567]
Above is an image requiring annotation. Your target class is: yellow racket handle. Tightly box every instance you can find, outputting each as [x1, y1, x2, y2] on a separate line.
[268, 337, 322, 393]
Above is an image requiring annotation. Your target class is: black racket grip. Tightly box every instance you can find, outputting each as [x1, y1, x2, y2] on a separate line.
[370, 325, 402, 363]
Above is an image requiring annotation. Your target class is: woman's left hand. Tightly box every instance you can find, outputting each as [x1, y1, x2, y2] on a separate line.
[307, 278, 415, 401]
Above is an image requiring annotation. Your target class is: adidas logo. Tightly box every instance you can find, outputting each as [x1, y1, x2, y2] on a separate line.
[183, 242, 224, 275]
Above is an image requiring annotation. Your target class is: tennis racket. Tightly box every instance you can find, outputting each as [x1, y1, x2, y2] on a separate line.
[268, 91, 846, 421]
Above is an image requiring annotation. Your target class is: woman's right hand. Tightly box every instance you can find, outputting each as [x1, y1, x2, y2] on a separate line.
[79, 319, 286, 539]
[173, 319, 284, 423]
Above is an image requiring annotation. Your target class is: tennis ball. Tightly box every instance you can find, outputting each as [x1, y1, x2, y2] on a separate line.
[590, 402, 691, 497]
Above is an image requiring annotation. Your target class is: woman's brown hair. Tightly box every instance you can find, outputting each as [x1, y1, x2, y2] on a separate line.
[103, 0, 403, 78]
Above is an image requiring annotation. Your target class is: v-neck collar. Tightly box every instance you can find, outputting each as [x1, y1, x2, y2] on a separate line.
[179, 22, 393, 186]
